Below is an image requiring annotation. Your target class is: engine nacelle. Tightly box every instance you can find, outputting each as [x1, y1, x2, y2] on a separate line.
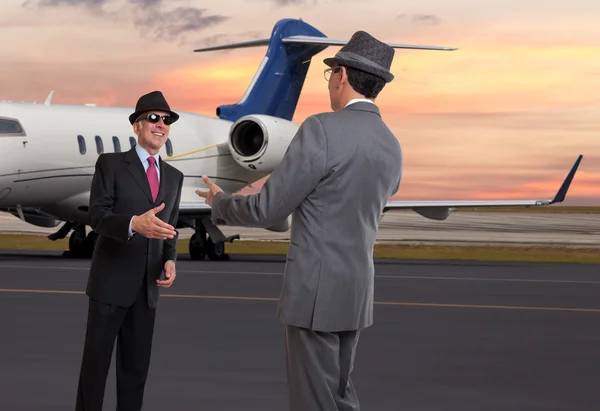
[8, 210, 60, 228]
[228, 114, 299, 173]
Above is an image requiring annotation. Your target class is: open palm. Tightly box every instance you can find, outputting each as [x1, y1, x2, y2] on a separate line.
[195, 175, 223, 206]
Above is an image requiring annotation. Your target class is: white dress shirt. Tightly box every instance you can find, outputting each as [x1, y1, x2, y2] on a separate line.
[344, 98, 375, 108]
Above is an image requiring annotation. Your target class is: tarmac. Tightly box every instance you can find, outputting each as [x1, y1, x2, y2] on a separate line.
[1, 210, 599, 247]
[1, 253, 599, 410]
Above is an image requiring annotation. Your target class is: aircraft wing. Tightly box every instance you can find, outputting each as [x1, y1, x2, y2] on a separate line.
[384, 154, 582, 220]
[176, 155, 582, 221]
[177, 201, 212, 216]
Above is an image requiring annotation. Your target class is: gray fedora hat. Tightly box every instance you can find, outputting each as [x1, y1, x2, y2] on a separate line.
[323, 31, 395, 83]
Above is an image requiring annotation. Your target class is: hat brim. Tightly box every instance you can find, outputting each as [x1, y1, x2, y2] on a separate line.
[323, 56, 394, 83]
[323, 57, 337, 67]
[129, 109, 180, 125]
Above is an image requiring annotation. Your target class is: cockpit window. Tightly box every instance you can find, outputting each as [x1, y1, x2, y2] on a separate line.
[0, 118, 24, 136]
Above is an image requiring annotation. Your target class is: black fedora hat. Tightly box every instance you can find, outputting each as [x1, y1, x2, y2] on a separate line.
[323, 31, 395, 83]
[129, 90, 180, 125]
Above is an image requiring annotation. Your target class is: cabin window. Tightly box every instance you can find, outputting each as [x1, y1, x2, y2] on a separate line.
[112, 136, 121, 153]
[95, 135, 104, 154]
[0, 118, 24, 135]
[77, 135, 86, 155]
[129, 136, 136, 148]
[165, 138, 173, 157]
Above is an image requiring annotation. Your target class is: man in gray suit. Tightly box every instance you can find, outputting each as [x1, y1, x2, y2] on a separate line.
[196, 31, 402, 411]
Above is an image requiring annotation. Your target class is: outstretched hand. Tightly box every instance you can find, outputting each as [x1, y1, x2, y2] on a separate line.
[131, 203, 176, 239]
[195, 175, 223, 207]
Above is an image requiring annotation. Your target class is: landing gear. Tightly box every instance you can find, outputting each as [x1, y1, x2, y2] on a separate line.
[67, 224, 97, 258]
[188, 217, 239, 261]
[189, 233, 207, 261]
[48, 221, 96, 258]
[206, 237, 226, 260]
[47, 217, 239, 261]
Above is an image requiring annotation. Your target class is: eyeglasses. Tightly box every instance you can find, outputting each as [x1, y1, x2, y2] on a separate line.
[136, 113, 175, 125]
[324, 66, 342, 81]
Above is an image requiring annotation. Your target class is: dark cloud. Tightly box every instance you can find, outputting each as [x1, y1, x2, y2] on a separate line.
[134, 7, 229, 42]
[128, 0, 162, 5]
[22, 0, 108, 8]
[396, 13, 441, 26]
[22, 0, 229, 43]
[193, 30, 265, 49]
[248, 0, 318, 6]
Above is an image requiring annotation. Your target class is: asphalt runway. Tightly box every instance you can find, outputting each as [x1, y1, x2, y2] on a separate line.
[2, 210, 600, 247]
[1, 252, 599, 410]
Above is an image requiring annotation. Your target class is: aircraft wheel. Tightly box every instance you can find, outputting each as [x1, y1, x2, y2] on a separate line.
[69, 229, 87, 258]
[206, 237, 226, 260]
[189, 233, 206, 260]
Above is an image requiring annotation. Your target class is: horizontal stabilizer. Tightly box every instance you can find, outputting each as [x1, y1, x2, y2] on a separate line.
[194, 35, 457, 53]
[194, 39, 270, 52]
[281, 35, 457, 51]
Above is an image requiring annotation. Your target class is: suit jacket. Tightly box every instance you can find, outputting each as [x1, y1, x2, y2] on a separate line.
[211, 102, 402, 331]
[86, 146, 184, 308]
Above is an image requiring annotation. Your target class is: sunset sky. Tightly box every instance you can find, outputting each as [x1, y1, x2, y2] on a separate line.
[2, 0, 599, 205]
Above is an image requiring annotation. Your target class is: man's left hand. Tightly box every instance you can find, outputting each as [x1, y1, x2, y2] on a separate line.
[195, 175, 223, 207]
[157, 260, 176, 287]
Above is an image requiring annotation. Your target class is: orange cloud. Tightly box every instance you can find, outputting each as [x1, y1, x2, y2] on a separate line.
[152, 54, 267, 115]
[376, 44, 600, 113]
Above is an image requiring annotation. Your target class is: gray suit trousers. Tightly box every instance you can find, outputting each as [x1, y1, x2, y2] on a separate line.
[285, 325, 361, 411]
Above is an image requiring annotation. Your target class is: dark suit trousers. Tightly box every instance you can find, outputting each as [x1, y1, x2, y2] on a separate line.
[76, 283, 156, 411]
[285, 325, 361, 411]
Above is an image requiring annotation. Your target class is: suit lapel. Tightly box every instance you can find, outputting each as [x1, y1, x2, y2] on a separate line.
[125, 147, 154, 204]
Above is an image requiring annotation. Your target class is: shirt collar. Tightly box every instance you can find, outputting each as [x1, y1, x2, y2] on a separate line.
[135, 143, 160, 169]
[344, 98, 374, 108]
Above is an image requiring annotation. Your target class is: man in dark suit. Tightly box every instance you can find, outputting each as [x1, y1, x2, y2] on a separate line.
[196, 32, 402, 411]
[75, 91, 184, 411]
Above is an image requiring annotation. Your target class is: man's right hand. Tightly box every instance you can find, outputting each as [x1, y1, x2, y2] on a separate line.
[131, 203, 177, 239]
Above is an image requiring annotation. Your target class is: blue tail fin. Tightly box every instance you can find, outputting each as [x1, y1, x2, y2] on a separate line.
[193, 18, 457, 122]
[195, 19, 327, 122]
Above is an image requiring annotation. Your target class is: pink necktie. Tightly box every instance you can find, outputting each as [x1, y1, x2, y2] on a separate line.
[147, 157, 159, 202]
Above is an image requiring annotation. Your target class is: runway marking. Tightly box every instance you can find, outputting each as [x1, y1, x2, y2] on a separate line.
[0, 264, 85, 271]
[374, 275, 600, 285]
[2, 265, 600, 285]
[1, 288, 600, 313]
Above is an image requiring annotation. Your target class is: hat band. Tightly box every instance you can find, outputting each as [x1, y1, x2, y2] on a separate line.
[335, 51, 390, 74]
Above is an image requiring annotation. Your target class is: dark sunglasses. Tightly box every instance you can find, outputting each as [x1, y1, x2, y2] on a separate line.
[136, 113, 175, 125]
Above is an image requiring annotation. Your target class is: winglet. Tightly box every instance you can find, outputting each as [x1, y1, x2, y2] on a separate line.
[549, 154, 583, 204]
[44, 90, 54, 106]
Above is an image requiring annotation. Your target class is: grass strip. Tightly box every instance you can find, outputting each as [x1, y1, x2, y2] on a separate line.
[0, 234, 598, 264]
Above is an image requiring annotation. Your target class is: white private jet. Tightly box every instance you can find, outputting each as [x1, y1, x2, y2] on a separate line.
[0, 18, 583, 260]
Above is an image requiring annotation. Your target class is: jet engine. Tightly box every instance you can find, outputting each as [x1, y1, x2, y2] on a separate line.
[228, 114, 299, 173]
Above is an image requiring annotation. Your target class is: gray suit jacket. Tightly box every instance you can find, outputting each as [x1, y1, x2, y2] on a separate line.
[212, 102, 402, 331]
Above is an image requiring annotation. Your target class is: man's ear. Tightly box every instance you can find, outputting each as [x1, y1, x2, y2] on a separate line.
[132, 121, 140, 136]
[338, 66, 348, 88]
